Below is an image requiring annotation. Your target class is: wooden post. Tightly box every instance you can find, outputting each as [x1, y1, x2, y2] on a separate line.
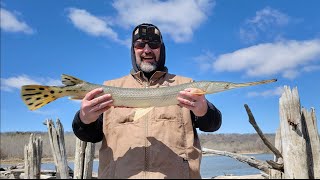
[74, 138, 95, 179]
[301, 108, 320, 178]
[269, 128, 284, 179]
[279, 86, 309, 178]
[24, 134, 42, 179]
[46, 119, 69, 179]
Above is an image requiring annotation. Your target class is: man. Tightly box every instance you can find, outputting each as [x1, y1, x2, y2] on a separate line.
[72, 23, 222, 179]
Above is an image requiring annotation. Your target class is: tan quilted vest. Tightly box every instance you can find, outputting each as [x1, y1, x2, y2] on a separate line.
[98, 71, 202, 179]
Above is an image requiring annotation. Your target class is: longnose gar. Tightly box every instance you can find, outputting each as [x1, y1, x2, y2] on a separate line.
[21, 74, 277, 110]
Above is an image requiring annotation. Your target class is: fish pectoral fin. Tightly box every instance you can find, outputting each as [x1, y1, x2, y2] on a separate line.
[190, 88, 207, 95]
[69, 96, 84, 100]
[133, 107, 154, 121]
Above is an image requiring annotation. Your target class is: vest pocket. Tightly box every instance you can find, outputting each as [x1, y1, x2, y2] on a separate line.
[106, 107, 137, 127]
[154, 105, 182, 122]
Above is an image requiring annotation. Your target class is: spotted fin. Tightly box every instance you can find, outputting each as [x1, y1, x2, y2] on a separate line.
[61, 74, 84, 86]
[21, 85, 63, 110]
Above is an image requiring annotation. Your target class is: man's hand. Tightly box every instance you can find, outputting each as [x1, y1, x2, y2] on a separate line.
[79, 88, 113, 124]
[177, 88, 208, 117]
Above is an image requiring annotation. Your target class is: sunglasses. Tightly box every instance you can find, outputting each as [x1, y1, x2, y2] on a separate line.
[133, 41, 161, 49]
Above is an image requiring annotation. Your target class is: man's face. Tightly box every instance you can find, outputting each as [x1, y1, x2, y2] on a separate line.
[134, 39, 161, 73]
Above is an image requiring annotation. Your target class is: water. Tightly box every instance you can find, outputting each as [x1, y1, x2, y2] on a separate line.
[200, 153, 273, 178]
[2, 154, 273, 178]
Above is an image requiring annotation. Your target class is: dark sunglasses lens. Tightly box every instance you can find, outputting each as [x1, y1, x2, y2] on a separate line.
[148, 42, 161, 49]
[134, 42, 145, 49]
[134, 41, 161, 49]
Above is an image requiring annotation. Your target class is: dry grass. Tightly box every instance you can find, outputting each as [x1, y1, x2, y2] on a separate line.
[0, 132, 101, 162]
[0, 132, 274, 163]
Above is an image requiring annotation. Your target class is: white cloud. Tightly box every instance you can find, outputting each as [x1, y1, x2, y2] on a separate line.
[302, 65, 320, 72]
[1, 75, 62, 92]
[67, 8, 127, 45]
[247, 86, 284, 97]
[0, 8, 34, 34]
[240, 7, 290, 44]
[112, 0, 215, 42]
[212, 39, 320, 79]
[67, 0, 215, 44]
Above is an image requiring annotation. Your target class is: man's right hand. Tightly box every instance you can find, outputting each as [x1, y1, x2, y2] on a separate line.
[79, 88, 114, 124]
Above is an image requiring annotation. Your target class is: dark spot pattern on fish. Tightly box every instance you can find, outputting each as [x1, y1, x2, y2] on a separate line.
[46, 101, 52, 105]
[44, 95, 49, 97]
[25, 88, 36, 91]
[59, 91, 63, 93]
[39, 88, 45, 90]
[35, 103, 43, 107]
[23, 92, 42, 96]
[28, 103, 34, 106]
[25, 98, 32, 101]
[50, 90, 55, 94]
[36, 97, 41, 100]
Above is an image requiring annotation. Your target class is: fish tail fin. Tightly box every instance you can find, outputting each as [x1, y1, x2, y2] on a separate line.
[233, 79, 277, 88]
[21, 85, 65, 110]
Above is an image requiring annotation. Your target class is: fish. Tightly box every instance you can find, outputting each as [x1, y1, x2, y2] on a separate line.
[21, 74, 277, 111]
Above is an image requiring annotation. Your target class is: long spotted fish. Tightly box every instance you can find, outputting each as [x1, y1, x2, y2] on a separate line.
[21, 74, 277, 110]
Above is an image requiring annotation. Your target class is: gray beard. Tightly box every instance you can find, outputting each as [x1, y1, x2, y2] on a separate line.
[139, 61, 157, 73]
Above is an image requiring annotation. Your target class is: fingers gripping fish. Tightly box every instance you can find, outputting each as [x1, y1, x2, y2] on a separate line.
[21, 74, 277, 110]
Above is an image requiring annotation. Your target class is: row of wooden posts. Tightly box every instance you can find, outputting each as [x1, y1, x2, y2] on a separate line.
[24, 119, 95, 179]
[23, 86, 319, 179]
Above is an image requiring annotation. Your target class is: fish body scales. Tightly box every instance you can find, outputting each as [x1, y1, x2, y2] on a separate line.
[104, 84, 191, 107]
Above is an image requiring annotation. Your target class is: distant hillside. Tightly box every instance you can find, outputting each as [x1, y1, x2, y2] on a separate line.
[199, 133, 275, 154]
[0, 132, 275, 161]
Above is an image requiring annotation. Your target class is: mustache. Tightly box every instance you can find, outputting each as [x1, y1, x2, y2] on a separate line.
[141, 55, 156, 59]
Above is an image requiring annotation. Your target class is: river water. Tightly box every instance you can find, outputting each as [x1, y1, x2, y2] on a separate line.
[200, 153, 273, 178]
[2, 153, 273, 178]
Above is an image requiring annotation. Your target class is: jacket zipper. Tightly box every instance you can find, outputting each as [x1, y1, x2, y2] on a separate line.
[144, 81, 150, 178]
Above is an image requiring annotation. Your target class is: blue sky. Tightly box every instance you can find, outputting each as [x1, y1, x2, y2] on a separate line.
[1, 0, 319, 134]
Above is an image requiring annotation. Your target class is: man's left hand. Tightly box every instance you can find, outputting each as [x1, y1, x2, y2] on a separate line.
[177, 88, 208, 117]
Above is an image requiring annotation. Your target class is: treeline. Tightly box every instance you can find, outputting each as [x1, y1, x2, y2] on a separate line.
[0, 132, 275, 160]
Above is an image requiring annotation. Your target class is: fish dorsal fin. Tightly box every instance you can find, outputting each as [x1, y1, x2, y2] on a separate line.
[61, 74, 84, 86]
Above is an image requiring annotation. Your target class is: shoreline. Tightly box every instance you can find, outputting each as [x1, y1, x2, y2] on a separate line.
[1, 152, 272, 166]
[0, 157, 75, 166]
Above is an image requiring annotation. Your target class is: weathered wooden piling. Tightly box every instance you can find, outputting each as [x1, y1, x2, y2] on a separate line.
[73, 138, 95, 179]
[45, 119, 69, 179]
[278, 86, 320, 179]
[301, 108, 320, 178]
[24, 134, 42, 179]
[279, 86, 309, 178]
